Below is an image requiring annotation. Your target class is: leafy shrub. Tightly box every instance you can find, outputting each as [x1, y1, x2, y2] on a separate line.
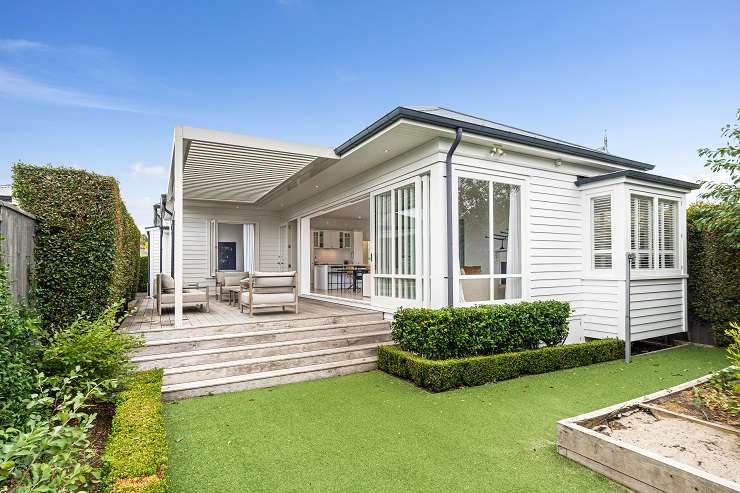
[0, 371, 116, 492]
[12, 163, 140, 329]
[378, 339, 624, 392]
[138, 256, 148, 293]
[687, 204, 740, 345]
[391, 301, 571, 360]
[0, 249, 41, 428]
[102, 369, 167, 493]
[41, 304, 142, 393]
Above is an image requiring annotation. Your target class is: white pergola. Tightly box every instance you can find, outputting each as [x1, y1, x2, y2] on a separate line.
[168, 126, 338, 328]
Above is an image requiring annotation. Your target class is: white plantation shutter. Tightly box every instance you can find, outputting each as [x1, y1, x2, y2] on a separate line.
[658, 199, 678, 268]
[591, 196, 612, 269]
[630, 195, 654, 269]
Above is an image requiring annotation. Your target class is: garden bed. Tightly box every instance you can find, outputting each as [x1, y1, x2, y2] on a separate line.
[557, 372, 740, 493]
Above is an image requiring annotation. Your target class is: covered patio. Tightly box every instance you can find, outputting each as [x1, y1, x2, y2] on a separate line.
[122, 295, 374, 332]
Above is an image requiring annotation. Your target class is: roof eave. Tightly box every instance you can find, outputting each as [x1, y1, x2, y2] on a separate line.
[574, 170, 699, 190]
[335, 107, 655, 171]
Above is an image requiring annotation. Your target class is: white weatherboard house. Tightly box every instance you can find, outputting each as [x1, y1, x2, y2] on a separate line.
[149, 106, 698, 345]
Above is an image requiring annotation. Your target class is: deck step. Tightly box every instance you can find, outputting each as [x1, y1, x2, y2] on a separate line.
[162, 357, 378, 400]
[133, 330, 392, 370]
[124, 312, 384, 339]
[163, 343, 390, 385]
[135, 321, 390, 357]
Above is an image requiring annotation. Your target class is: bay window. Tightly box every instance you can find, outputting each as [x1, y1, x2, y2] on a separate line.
[629, 194, 679, 270]
[457, 176, 522, 303]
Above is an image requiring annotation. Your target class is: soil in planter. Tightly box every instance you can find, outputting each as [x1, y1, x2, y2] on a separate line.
[592, 407, 740, 483]
[89, 402, 114, 467]
[650, 383, 739, 428]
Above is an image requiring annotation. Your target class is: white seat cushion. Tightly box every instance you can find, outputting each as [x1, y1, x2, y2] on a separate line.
[160, 291, 207, 304]
[250, 292, 295, 305]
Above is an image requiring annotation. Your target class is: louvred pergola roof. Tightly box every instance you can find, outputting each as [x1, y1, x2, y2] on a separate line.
[175, 126, 339, 203]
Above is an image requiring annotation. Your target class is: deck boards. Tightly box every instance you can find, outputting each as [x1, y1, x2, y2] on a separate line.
[121, 295, 374, 331]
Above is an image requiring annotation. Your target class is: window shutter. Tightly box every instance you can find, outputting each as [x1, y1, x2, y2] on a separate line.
[591, 196, 612, 269]
[658, 199, 677, 268]
[630, 195, 653, 269]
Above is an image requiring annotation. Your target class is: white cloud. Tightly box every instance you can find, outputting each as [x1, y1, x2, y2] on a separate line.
[0, 67, 144, 113]
[0, 39, 48, 52]
[131, 162, 168, 178]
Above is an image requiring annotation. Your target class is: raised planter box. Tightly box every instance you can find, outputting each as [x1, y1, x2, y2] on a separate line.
[557, 373, 740, 493]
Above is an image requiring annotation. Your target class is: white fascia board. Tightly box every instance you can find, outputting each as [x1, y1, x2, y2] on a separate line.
[179, 125, 338, 159]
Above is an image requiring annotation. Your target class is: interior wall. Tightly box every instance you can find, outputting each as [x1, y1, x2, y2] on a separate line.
[217, 223, 244, 271]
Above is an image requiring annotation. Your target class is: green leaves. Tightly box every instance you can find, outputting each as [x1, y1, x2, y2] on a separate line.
[11, 162, 141, 330]
[379, 339, 624, 392]
[391, 301, 572, 360]
[102, 370, 168, 493]
[696, 109, 740, 247]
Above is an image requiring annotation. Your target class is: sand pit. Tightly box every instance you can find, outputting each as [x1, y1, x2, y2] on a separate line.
[594, 407, 740, 483]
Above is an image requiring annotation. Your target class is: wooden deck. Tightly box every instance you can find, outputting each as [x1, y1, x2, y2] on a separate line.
[121, 295, 375, 331]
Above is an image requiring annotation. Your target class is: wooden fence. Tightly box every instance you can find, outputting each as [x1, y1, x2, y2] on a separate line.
[0, 202, 36, 305]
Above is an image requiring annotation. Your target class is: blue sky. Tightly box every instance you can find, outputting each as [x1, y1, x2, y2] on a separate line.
[1, 1, 738, 229]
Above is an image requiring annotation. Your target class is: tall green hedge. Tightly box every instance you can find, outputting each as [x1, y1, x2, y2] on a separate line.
[392, 301, 572, 360]
[687, 203, 740, 344]
[138, 256, 148, 293]
[12, 163, 140, 329]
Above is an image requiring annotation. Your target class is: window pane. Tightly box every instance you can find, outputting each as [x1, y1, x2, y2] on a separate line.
[494, 277, 521, 300]
[658, 199, 677, 268]
[591, 196, 612, 269]
[374, 192, 392, 275]
[375, 277, 392, 297]
[493, 183, 521, 275]
[630, 195, 653, 269]
[395, 278, 416, 300]
[458, 178, 490, 275]
[459, 279, 490, 303]
[394, 184, 416, 275]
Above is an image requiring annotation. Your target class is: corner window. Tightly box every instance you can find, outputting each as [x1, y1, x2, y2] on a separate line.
[591, 195, 612, 269]
[458, 177, 522, 302]
[629, 195, 679, 270]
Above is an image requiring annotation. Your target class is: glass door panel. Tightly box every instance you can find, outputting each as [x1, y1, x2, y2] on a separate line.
[371, 178, 422, 308]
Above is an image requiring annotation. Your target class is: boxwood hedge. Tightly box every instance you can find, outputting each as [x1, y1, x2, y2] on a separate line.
[391, 301, 572, 360]
[102, 369, 167, 493]
[378, 339, 624, 392]
[12, 163, 140, 328]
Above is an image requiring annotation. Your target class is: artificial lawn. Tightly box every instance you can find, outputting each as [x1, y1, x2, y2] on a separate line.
[165, 345, 728, 492]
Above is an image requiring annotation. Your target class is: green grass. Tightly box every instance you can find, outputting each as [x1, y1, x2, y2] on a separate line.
[165, 345, 728, 492]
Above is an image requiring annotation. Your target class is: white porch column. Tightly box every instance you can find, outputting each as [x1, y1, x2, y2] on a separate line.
[428, 161, 448, 307]
[174, 126, 184, 329]
[299, 217, 311, 295]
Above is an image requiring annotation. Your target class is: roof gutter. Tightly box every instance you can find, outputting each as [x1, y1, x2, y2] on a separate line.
[335, 107, 654, 171]
[446, 128, 463, 306]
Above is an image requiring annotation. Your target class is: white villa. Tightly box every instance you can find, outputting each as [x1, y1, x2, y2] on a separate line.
[137, 106, 697, 398]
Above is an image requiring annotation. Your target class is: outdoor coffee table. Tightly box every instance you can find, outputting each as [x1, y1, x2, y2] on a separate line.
[228, 286, 241, 306]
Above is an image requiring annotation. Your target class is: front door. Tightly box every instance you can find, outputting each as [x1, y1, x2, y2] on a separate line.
[370, 177, 422, 309]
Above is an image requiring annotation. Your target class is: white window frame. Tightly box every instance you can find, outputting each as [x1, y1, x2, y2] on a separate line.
[370, 176, 423, 308]
[589, 193, 613, 271]
[453, 170, 528, 306]
[628, 192, 682, 275]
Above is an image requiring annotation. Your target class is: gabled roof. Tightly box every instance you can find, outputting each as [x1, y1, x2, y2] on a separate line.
[335, 106, 654, 171]
[574, 170, 699, 190]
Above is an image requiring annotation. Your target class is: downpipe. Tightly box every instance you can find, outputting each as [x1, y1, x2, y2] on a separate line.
[446, 128, 463, 306]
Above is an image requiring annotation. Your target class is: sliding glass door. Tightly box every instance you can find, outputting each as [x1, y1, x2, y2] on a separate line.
[370, 178, 422, 308]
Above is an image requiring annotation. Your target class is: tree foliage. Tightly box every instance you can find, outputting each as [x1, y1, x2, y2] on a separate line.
[697, 109, 740, 246]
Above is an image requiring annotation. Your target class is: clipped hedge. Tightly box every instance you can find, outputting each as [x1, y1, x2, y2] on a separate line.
[392, 301, 571, 360]
[687, 203, 740, 345]
[138, 256, 148, 293]
[102, 369, 167, 493]
[12, 163, 140, 328]
[378, 339, 624, 392]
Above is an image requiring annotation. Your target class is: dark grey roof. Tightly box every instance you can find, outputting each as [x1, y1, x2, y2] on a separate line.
[574, 170, 699, 190]
[334, 106, 654, 171]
